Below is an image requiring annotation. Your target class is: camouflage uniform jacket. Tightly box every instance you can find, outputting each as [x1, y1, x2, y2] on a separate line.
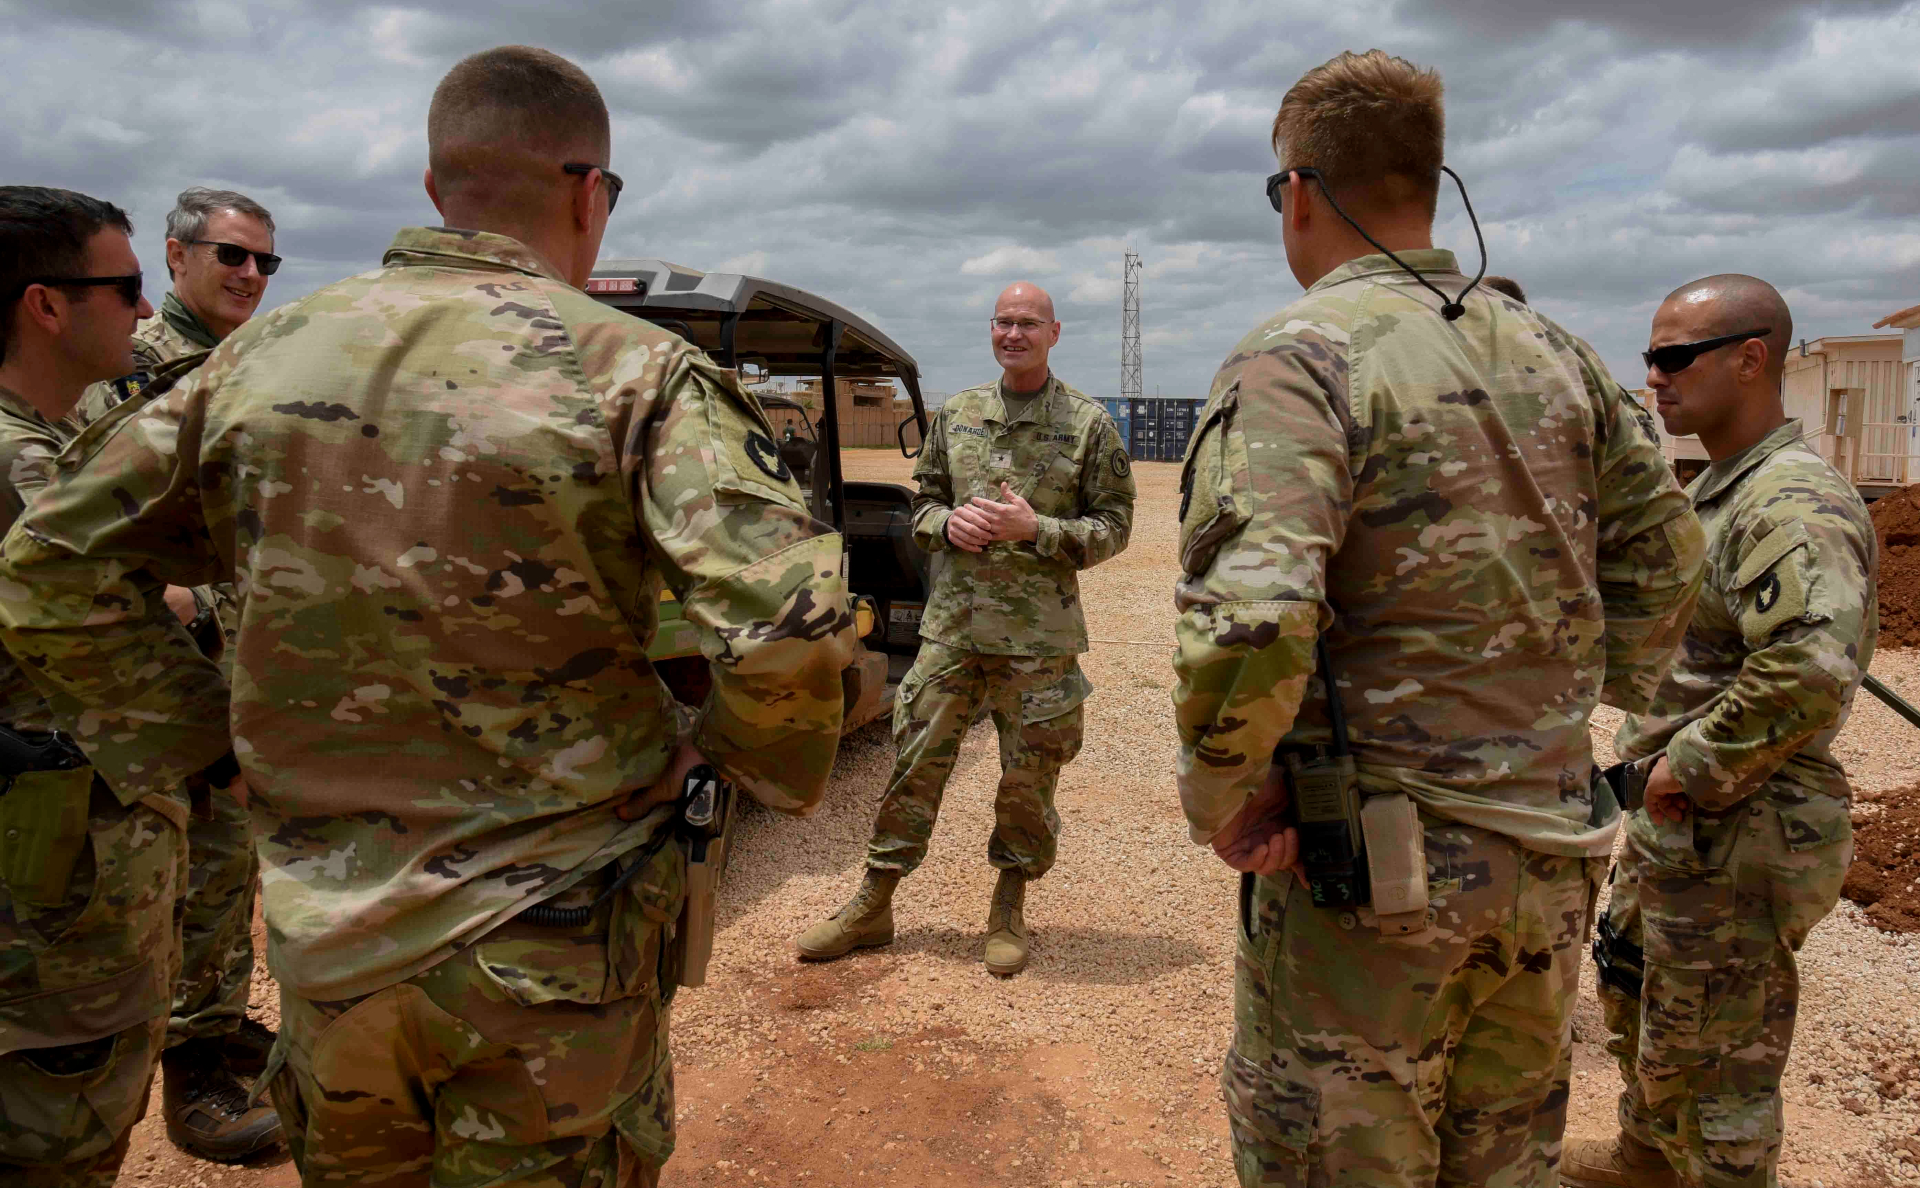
[73, 292, 220, 428]
[912, 374, 1134, 656]
[1615, 419, 1875, 833]
[0, 227, 855, 1000]
[1173, 250, 1705, 855]
[0, 383, 81, 736]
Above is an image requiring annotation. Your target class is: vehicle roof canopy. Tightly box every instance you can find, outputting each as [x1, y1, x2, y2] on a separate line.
[588, 259, 916, 380]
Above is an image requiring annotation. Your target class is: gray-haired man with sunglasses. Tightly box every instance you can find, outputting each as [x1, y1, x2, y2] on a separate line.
[1566, 276, 1878, 1188]
[70, 183, 286, 1165]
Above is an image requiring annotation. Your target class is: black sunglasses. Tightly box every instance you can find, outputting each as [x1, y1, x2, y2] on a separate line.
[186, 239, 281, 276]
[1642, 330, 1771, 375]
[563, 163, 625, 213]
[15, 272, 143, 306]
[1265, 167, 1323, 213]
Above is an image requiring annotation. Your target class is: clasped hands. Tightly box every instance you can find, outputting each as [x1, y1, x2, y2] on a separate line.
[945, 482, 1039, 553]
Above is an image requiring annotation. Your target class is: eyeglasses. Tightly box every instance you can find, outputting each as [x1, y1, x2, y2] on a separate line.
[186, 239, 281, 276]
[13, 273, 144, 306]
[1642, 330, 1772, 375]
[990, 318, 1051, 334]
[1264, 167, 1324, 213]
[563, 163, 625, 213]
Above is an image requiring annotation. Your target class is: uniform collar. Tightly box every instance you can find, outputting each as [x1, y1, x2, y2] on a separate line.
[0, 378, 59, 424]
[1307, 248, 1462, 295]
[382, 227, 571, 286]
[158, 291, 221, 350]
[1689, 419, 1810, 505]
[989, 373, 1059, 427]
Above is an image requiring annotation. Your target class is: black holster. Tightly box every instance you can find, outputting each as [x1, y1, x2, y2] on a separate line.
[1591, 912, 1645, 998]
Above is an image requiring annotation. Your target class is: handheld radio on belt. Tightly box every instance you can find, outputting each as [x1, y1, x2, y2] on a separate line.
[1277, 636, 1431, 934]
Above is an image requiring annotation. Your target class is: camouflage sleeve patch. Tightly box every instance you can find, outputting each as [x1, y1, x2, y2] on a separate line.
[1172, 337, 1347, 844]
[1733, 521, 1814, 642]
[1666, 494, 1873, 811]
[634, 356, 855, 815]
[911, 408, 955, 553]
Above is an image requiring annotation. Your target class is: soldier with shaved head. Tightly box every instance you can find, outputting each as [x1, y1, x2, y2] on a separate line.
[1565, 276, 1877, 1188]
[794, 280, 1134, 976]
[0, 45, 855, 1186]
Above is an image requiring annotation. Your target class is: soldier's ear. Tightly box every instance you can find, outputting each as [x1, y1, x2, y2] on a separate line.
[423, 167, 446, 219]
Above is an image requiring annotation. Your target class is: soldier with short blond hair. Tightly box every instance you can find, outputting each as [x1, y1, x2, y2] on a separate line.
[1175, 50, 1705, 1185]
[0, 46, 854, 1187]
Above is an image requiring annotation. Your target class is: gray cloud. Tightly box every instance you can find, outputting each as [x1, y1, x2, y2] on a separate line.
[2, 0, 1915, 402]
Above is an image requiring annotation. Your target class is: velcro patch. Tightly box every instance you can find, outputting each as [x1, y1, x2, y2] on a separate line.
[744, 431, 790, 482]
[1737, 527, 1812, 642]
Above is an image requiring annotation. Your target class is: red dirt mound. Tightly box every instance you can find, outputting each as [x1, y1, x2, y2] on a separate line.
[1871, 484, 1920, 649]
[1843, 786, 1920, 933]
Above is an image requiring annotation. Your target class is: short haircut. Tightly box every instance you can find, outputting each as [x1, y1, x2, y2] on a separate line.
[1272, 49, 1445, 215]
[1482, 275, 1527, 304]
[0, 185, 133, 364]
[1664, 274, 1794, 381]
[427, 46, 610, 202]
[164, 187, 275, 279]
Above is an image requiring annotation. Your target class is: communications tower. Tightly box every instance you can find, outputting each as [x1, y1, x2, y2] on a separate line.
[1121, 250, 1142, 405]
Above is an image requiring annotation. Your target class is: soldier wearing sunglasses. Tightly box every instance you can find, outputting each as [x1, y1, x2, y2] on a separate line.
[1566, 276, 1877, 1188]
[67, 184, 288, 1165]
[0, 184, 181, 1188]
[77, 188, 277, 426]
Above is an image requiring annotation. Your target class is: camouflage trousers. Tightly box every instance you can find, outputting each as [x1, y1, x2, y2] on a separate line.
[1224, 819, 1601, 1187]
[867, 641, 1088, 878]
[0, 774, 187, 1187]
[265, 844, 684, 1187]
[171, 781, 256, 1045]
[1596, 796, 1850, 1188]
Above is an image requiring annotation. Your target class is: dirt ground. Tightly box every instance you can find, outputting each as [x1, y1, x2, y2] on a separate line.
[116, 450, 1920, 1187]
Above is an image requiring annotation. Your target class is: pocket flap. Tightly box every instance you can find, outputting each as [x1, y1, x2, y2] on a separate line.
[1697, 1090, 1778, 1144]
[1773, 791, 1851, 853]
[1020, 664, 1092, 725]
[1733, 521, 1808, 589]
[1221, 1049, 1316, 1154]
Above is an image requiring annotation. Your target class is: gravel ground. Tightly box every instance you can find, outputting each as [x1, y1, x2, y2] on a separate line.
[114, 450, 1920, 1186]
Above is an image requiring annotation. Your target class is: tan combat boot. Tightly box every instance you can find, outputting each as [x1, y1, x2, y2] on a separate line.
[984, 868, 1029, 976]
[794, 868, 899, 960]
[1560, 1133, 1679, 1188]
[161, 1037, 284, 1161]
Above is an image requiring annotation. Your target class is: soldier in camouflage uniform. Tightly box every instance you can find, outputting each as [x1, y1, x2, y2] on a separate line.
[72, 186, 284, 1162]
[0, 48, 854, 1187]
[0, 186, 190, 1188]
[1175, 54, 1705, 1186]
[1564, 277, 1875, 1188]
[795, 281, 1134, 976]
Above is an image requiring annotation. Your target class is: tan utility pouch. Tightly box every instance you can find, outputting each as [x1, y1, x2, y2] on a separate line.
[1362, 791, 1429, 935]
[0, 767, 94, 906]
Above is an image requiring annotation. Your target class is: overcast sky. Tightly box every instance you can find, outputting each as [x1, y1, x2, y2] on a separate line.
[4, 0, 1917, 403]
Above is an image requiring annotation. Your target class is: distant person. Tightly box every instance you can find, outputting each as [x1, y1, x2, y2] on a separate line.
[0, 45, 854, 1185]
[1172, 50, 1704, 1184]
[0, 184, 184, 1188]
[1566, 276, 1876, 1188]
[1482, 274, 1526, 303]
[78, 185, 285, 1164]
[795, 281, 1135, 975]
